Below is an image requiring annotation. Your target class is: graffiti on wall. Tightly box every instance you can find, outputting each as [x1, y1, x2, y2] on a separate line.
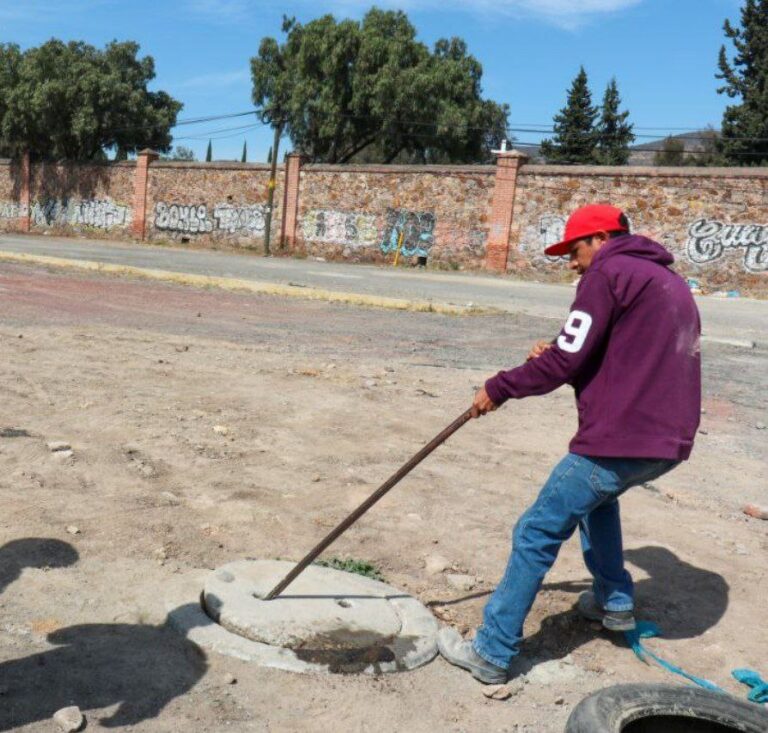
[31, 198, 130, 230]
[301, 209, 378, 248]
[687, 218, 768, 273]
[154, 202, 213, 234]
[154, 202, 269, 237]
[0, 201, 24, 219]
[379, 209, 435, 258]
[213, 203, 267, 235]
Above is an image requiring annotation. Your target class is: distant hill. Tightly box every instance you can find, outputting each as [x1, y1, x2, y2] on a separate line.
[512, 130, 718, 166]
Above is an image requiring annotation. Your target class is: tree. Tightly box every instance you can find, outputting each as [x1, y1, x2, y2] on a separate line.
[267, 146, 273, 163]
[540, 67, 598, 164]
[241, 140, 247, 162]
[205, 140, 212, 162]
[161, 145, 196, 161]
[654, 137, 687, 166]
[595, 78, 634, 164]
[716, 0, 768, 164]
[250, 10, 508, 164]
[0, 40, 181, 160]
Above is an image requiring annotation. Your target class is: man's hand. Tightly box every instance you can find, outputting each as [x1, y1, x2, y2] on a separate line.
[527, 340, 553, 361]
[471, 387, 498, 419]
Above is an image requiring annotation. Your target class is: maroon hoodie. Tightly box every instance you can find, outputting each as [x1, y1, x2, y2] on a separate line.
[485, 235, 701, 460]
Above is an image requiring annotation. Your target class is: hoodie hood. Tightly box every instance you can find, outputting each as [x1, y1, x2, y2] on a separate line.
[593, 234, 674, 268]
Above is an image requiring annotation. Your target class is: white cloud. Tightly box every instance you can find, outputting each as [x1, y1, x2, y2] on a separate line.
[178, 69, 250, 89]
[317, 0, 641, 29]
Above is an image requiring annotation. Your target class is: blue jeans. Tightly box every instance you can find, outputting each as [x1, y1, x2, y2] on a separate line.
[473, 453, 678, 669]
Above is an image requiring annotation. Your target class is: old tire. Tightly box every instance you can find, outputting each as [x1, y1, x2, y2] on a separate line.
[565, 683, 768, 733]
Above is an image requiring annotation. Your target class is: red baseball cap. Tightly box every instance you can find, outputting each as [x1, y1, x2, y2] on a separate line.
[545, 204, 628, 257]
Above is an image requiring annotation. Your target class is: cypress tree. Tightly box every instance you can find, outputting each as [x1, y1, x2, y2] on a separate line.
[716, 0, 768, 164]
[540, 67, 598, 164]
[205, 139, 212, 162]
[267, 146, 273, 164]
[595, 78, 634, 165]
[241, 140, 247, 162]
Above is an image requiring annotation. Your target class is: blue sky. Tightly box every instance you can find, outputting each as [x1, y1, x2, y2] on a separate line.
[0, 0, 744, 161]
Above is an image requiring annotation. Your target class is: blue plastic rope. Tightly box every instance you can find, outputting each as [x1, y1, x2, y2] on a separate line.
[624, 621, 724, 693]
[732, 668, 768, 704]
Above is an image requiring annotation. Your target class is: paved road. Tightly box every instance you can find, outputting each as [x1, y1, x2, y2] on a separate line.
[1, 233, 766, 345]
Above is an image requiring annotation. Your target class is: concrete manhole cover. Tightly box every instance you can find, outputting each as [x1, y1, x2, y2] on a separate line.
[165, 559, 439, 675]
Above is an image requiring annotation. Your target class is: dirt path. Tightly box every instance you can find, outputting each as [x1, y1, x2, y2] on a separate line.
[1, 264, 766, 732]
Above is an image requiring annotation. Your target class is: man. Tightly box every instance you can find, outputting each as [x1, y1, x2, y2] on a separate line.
[438, 204, 701, 684]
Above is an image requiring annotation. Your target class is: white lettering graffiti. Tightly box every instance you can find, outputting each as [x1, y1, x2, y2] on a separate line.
[687, 218, 768, 273]
[154, 202, 213, 234]
[30, 198, 130, 230]
[212, 204, 267, 235]
[301, 210, 378, 248]
[0, 201, 24, 219]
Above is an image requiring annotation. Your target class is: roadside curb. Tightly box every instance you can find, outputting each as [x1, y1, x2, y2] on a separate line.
[0, 251, 500, 317]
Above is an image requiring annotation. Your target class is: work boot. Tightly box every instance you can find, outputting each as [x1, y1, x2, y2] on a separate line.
[437, 627, 507, 684]
[578, 591, 636, 631]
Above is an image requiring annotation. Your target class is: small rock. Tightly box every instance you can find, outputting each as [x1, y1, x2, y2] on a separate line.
[756, 422, 766, 430]
[734, 544, 749, 556]
[698, 429, 708, 436]
[47, 441, 71, 452]
[222, 672, 237, 685]
[53, 706, 84, 732]
[53, 450, 74, 460]
[161, 491, 181, 505]
[743, 504, 768, 520]
[311, 475, 323, 483]
[424, 554, 450, 575]
[482, 684, 512, 700]
[66, 526, 80, 536]
[213, 425, 229, 436]
[363, 379, 378, 389]
[446, 573, 476, 592]
[555, 696, 565, 705]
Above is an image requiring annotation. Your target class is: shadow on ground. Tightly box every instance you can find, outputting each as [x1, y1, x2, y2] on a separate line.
[0, 538, 209, 730]
[527, 544, 729, 660]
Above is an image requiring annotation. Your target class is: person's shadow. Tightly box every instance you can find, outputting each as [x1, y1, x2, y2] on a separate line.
[0, 539, 209, 730]
[0, 537, 79, 595]
[523, 544, 730, 660]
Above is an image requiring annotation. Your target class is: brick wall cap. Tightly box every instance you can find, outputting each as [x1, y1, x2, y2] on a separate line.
[495, 149, 529, 161]
[302, 163, 494, 175]
[520, 163, 768, 179]
[151, 161, 283, 172]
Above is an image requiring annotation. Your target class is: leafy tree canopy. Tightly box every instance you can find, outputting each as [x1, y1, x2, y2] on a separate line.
[0, 39, 181, 161]
[716, 0, 768, 164]
[251, 9, 509, 164]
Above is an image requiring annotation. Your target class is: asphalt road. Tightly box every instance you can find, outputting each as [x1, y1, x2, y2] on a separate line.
[1, 233, 766, 346]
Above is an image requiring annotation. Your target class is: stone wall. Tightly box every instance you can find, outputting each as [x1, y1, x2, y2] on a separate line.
[511, 165, 768, 294]
[295, 164, 495, 268]
[3, 152, 767, 295]
[145, 162, 285, 251]
[28, 161, 135, 236]
[0, 159, 25, 232]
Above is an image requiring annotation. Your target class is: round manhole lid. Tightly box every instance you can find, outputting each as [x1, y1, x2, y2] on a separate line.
[203, 560, 403, 651]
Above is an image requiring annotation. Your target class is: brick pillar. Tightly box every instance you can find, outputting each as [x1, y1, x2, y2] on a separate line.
[131, 148, 158, 240]
[485, 150, 528, 272]
[280, 152, 304, 251]
[18, 151, 31, 233]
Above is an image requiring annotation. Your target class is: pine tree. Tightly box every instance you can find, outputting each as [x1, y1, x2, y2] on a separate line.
[716, 0, 768, 164]
[205, 139, 212, 162]
[595, 78, 634, 165]
[540, 67, 598, 164]
[241, 140, 247, 162]
[654, 137, 687, 166]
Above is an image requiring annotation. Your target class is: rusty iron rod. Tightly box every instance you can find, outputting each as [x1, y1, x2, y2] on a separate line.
[264, 408, 473, 600]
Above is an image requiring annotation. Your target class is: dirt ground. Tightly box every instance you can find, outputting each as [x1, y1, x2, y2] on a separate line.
[0, 262, 766, 732]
